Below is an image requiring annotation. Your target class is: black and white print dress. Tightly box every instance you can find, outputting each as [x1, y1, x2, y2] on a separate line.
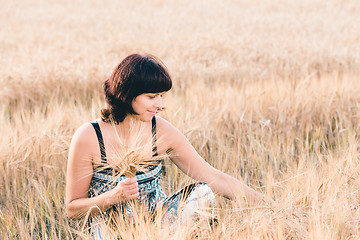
[88, 117, 216, 238]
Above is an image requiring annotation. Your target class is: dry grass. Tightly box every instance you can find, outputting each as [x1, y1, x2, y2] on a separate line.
[1, 0, 360, 239]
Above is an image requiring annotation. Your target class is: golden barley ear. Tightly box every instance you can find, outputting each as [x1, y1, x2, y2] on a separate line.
[101, 118, 177, 183]
[124, 165, 137, 178]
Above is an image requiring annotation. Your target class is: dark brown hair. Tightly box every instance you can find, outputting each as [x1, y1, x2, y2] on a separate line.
[101, 53, 172, 123]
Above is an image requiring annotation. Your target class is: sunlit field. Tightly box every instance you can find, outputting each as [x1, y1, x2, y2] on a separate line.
[1, 0, 360, 239]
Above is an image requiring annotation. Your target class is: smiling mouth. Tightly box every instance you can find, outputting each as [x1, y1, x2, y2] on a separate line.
[148, 111, 157, 115]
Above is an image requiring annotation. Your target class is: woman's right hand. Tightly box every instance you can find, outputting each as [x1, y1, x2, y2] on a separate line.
[109, 177, 139, 204]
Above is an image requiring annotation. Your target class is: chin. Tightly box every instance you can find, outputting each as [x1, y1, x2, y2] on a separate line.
[139, 116, 153, 122]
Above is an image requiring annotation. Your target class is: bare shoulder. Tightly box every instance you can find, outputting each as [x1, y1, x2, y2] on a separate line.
[69, 121, 98, 153]
[155, 116, 180, 135]
[155, 116, 187, 150]
[67, 121, 100, 170]
[72, 122, 96, 142]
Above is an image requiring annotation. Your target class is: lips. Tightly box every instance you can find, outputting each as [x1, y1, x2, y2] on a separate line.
[148, 111, 157, 116]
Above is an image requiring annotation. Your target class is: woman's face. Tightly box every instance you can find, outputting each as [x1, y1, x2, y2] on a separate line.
[131, 92, 165, 121]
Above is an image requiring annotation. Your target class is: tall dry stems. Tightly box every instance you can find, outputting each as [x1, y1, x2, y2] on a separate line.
[1, 0, 360, 239]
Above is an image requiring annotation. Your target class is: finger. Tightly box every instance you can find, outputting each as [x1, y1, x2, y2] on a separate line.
[122, 177, 137, 185]
[129, 192, 139, 199]
[122, 180, 138, 190]
[124, 186, 139, 196]
[127, 187, 139, 195]
[123, 181, 138, 190]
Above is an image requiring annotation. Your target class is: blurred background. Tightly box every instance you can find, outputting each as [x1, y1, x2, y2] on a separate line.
[1, 0, 360, 239]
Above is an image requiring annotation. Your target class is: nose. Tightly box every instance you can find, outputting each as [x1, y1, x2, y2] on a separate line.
[154, 95, 163, 109]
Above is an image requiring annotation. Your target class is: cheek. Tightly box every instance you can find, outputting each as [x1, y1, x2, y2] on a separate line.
[131, 101, 139, 113]
[131, 100, 146, 114]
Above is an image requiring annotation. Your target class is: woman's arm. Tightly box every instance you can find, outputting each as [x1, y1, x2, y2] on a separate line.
[65, 123, 139, 219]
[157, 117, 264, 204]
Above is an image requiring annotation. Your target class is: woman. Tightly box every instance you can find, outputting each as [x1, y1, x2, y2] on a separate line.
[66, 53, 263, 236]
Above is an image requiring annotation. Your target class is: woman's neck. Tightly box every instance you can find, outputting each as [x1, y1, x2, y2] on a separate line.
[110, 115, 150, 148]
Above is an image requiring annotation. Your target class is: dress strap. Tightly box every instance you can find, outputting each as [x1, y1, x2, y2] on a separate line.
[91, 118, 157, 165]
[90, 121, 107, 164]
[151, 116, 158, 157]
[151, 116, 166, 176]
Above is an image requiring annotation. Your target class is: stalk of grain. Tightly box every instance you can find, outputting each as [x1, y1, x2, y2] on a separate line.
[123, 151, 139, 178]
[103, 118, 172, 182]
[95, 119, 173, 229]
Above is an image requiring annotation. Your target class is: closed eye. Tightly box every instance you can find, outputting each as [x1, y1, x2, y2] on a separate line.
[147, 93, 164, 99]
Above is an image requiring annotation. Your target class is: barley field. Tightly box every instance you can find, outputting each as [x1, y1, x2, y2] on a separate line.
[1, 0, 360, 239]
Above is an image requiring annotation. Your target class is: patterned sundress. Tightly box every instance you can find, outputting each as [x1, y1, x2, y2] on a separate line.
[88, 117, 216, 238]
